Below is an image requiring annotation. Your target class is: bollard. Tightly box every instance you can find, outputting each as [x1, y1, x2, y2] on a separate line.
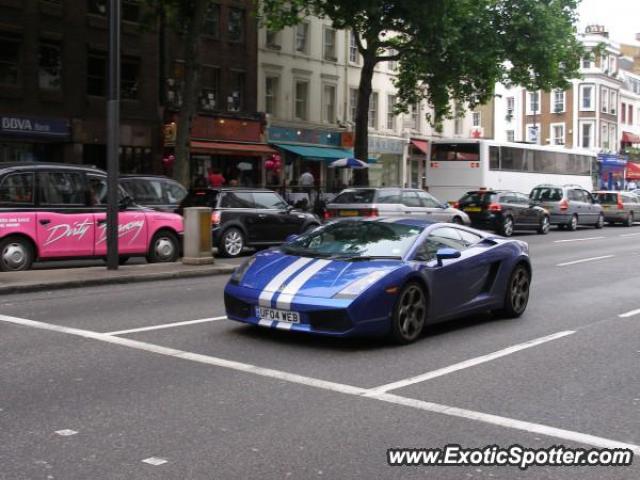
[182, 207, 214, 265]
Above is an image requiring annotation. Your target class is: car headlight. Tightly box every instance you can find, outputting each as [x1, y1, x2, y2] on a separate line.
[334, 270, 390, 299]
[230, 257, 256, 284]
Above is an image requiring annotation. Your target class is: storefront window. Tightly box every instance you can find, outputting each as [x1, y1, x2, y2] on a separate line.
[38, 41, 62, 90]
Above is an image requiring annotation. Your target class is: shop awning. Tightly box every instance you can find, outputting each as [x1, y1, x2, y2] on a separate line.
[272, 143, 357, 162]
[626, 162, 640, 180]
[190, 141, 276, 156]
[411, 139, 429, 155]
[622, 131, 640, 144]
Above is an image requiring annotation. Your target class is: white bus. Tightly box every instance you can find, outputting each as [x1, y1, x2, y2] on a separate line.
[426, 139, 596, 203]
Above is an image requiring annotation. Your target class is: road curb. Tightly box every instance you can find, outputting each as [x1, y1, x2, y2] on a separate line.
[0, 265, 236, 295]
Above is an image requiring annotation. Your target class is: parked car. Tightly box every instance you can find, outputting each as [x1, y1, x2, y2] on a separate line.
[119, 174, 187, 212]
[224, 218, 531, 344]
[177, 188, 321, 257]
[324, 188, 470, 224]
[593, 191, 640, 226]
[0, 163, 184, 272]
[529, 184, 604, 231]
[455, 190, 550, 236]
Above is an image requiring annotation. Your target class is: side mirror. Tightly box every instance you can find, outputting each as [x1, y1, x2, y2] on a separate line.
[285, 234, 299, 243]
[436, 247, 461, 266]
[442, 203, 450, 209]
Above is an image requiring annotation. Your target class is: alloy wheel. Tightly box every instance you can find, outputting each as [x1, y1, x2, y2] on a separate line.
[224, 230, 244, 257]
[396, 285, 426, 342]
[510, 267, 530, 315]
[540, 216, 550, 234]
[502, 217, 514, 236]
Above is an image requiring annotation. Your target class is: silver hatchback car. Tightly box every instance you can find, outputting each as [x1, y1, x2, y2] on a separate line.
[529, 184, 604, 231]
[593, 191, 640, 226]
[325, 188, 470, 224]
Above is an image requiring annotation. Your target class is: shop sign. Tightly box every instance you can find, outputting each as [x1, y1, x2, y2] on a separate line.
[268, 126, 342, 146]
[368, 135, 405, 155]
[0, 115, 70, 140]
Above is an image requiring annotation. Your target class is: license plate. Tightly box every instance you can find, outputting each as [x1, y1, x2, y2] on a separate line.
[602, 205, 612, 210]
[339, 210, 359, 217]
[255, 306, 300, 323]
[465, 207, 482, 213]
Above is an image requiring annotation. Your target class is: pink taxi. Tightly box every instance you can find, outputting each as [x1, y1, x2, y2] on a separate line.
[0, 163, 184, 271]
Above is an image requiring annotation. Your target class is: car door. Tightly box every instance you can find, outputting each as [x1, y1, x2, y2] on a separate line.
[401, 191, 426, 216]
[89, 174, 148, 256]
[515, 193, 539, 226]
[253, 191, 302, 241]
[418, 191, 450, 221]
[415, 226, 491, 319]
[218, 191, 260, 242]
[35, 170, 96, 258]
[498, 193, 524, 226]
[579, 189, 597, 223]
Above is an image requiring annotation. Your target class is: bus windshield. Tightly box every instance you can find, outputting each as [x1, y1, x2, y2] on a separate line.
[431, 143, 480, 162]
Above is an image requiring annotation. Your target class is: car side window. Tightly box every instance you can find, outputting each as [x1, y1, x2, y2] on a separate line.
[501, 194, 516, 204]
[416, 227, 467, 261]
[220, 192, 254, 208]
[402, 191, 422, 207]
[87, 175, 127, 206]
[457, 229, 483, 247]
[581, 190, 593, 203]
[253, 192, 288, 209]
[163, 181, 186, 204]
[123, 179, 163, 204]
[0, 172, 34, 205]
[37, 171, 87, 206]
[568, 189, 581, 202]
[376, 189, 402, 204]
[417, 192, 441, 208]
[516, 193, 531, 205]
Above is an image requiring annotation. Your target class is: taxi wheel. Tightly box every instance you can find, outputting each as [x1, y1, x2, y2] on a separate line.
[495, 264, 530, 319]
[147, 230, 179, 263]
[0, 236, 34, 272]
[390, 282, 427, 345]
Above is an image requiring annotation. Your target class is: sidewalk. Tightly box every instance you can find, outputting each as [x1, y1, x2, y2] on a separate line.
[0, 261, 237, 295]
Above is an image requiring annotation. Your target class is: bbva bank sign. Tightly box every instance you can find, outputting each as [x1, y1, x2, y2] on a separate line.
[0, 115, 70, 139]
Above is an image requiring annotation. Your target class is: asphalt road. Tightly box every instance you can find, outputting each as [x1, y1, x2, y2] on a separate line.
[1, 225, 639, 479]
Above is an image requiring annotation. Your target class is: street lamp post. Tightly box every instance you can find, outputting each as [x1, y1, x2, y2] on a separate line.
[106, 0, 121, 270]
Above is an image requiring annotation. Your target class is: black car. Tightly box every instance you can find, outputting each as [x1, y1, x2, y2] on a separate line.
[456, 190, 550, 236]
[178, 188, 321, 257]
[120, 175, 187, 212]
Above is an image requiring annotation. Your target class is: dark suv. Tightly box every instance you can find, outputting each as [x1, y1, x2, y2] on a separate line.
[456, 190, 550, 236]
[178, 188, 320, 257]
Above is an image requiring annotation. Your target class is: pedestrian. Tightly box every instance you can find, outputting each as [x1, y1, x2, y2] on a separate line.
[208, 168, 225, 187]
[627, 180, 637, 191]
[298, 167, 314, 190]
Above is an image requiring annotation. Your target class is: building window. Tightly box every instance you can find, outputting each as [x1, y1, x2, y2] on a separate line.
[582, 56, 593, 69]
[580, 122, 593, 149]
[506, 130, 515, 142]
[88, 0, 139, 21]
[610, 90, 617, 115]
[601, 123, 609, 149]
[203, 3, 220, 38]
[454, 117, 463, 135]
[38, 41, 61, 90]
[349, 88, 358, 122]
[526, 124, 539, 143]
[294, 80, 308, 120]
[323, 28, 336, 61]
[580, 85, 594, 111]
[0, 35, 20, 86]
[622, 102, 627, 123]
[551, 123, 565, 145]
[629, 105, 634, 125]
[265, 76, 278, 116]
[87, 0, 107, 15]
[266, 29, 281, 49]
[387, 49, 398, 71]
[506, 96, 515, 117]
[527, 91, 540, 114]
[410, 104, 419, 130]
[368, 92, 378, 129]
[472, 111, 481, 127]
[87, 50, 106, 96]
[295, 22, 309, 54]
[349, 31, 359, 64]
[121, 57, 140, 100]
[601, 86, 609, 113]
[200, 66, 220, 112]
[323, 84, 336, 124]
[387, 95, 396, 130]
[228, 71, 244, 112]
[553, 90, 565, 113]
[228, 8, 245, 42]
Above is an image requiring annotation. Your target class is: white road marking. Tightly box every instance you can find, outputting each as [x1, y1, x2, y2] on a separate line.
[554, 237, 605, 243]
[55, 429, 78, 436]
[1, 314, 638, 455]
[618, 308, 640, 318]
[620, 232, 640, 238]
[366, 331, 576, 395]
[105, 317, 227, 336]
[142, 457, 168, 466]
[556, 255, 614, 267]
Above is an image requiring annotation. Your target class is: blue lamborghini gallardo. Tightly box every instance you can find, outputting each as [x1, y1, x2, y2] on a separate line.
[224, 218, 531, 344]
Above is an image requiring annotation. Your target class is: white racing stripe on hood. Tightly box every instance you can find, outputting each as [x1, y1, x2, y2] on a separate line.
[258, 257, 314, 307]
[276, 259, 333, 310]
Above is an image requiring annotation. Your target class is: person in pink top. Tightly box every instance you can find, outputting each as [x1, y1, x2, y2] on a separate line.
[208, 169, 226, 187]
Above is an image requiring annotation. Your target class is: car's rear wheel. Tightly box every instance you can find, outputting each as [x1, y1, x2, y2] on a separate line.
[567, 214, 578, 231]
[499, 215, 514, 237]
[626, 212, 634, 227]
[594, 213, 604, 229]
[495, 264, 530, 318]
[0, 236, 34, 272]
[219, 228, 245, 258]
[537, 215, 550, 235]
[147, 230, 179, 263]
[390, 283, 427, 344]
[451, 216, 463, 225]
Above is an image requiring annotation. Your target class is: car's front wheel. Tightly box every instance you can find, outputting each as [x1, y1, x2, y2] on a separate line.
[0, 236, 34, 272]
[219, 228, 245, 258]
[390, 282, 427, 344]
[147, 230, 180, 263]
[495, 264, 530, 318]
[594, 213, 604, 229]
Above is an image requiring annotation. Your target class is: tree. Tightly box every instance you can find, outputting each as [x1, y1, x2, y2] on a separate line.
[145, 0, 212, 186]
[259, 0, 584, 185]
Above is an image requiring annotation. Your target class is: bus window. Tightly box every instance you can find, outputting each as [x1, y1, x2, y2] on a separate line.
[431, 143, 480, 162]
[489, 147, 499, 170]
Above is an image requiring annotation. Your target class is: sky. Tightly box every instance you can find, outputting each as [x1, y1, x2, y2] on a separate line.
[578, 0, 640, 44]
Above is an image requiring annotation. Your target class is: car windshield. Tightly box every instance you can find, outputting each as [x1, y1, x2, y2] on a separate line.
[594, 193, 618, 204]
[530, 187, 563, 202]
[282, 221, 423, 259]
[458, 192, 496, 205]
[332, 189, 376, 204]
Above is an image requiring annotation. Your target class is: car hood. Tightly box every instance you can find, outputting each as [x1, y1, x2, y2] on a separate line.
[239, 250, 402, 298]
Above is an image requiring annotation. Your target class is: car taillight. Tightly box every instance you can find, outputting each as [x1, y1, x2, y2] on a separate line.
[488, 202, 502, 213]
[361, 208, 379, 217]
[452, 201, 460, 209]
[323, 209, 332, 220]
[559, 199, 569, 211]
[211, 211, 221, 224]
[618, 196, 624, 210]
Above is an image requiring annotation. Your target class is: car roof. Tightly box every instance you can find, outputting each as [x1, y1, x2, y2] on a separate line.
[188, 187, 277, 193]
[340, 217, 436, 228]
[0, 162, 105, 174]
[120, 174, 181, 181]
